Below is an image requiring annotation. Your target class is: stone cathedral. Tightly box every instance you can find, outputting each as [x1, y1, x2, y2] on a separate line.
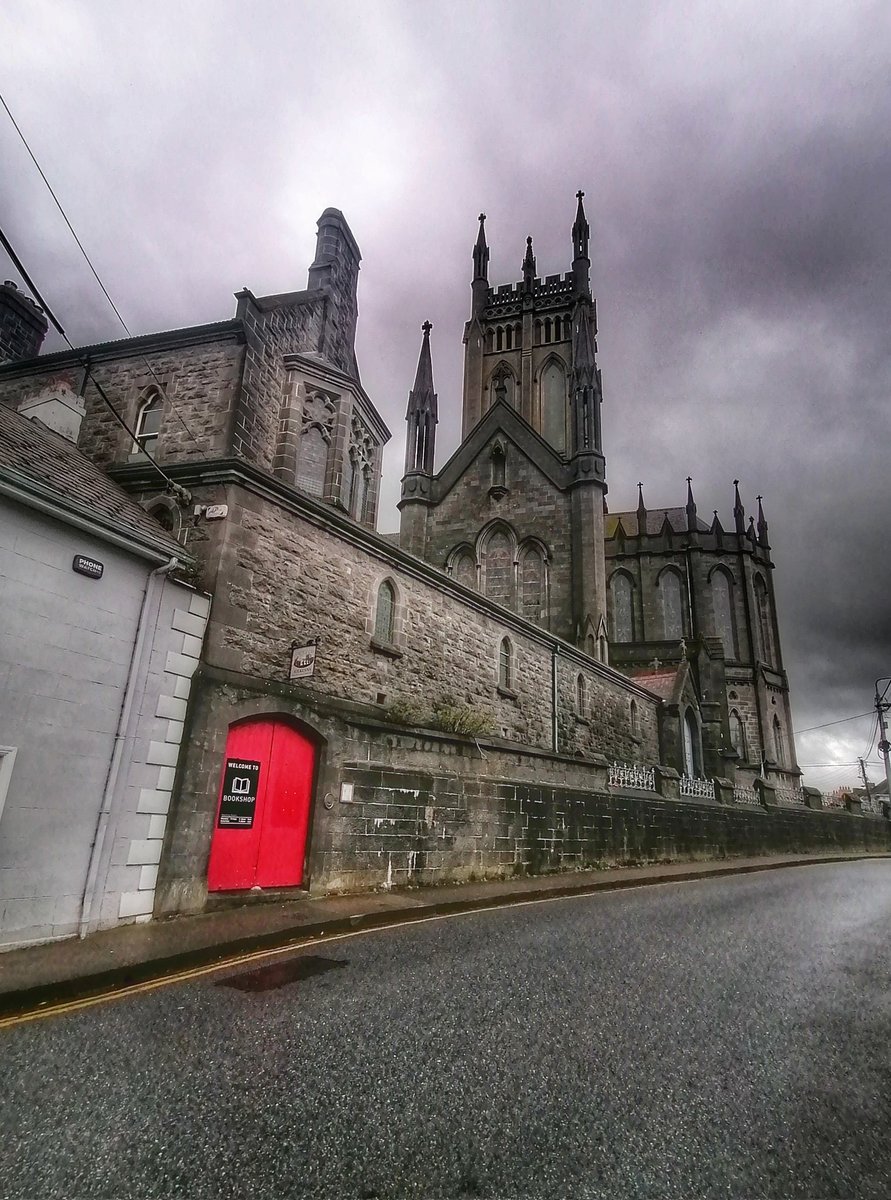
[399, 194, 798, 784]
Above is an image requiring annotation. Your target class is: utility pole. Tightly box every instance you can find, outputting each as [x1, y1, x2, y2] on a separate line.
[858, 757, 872, 805]
[876, 678, 891, 811]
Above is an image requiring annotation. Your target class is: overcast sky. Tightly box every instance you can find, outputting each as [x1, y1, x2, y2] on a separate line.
[2, 0, 889, 791]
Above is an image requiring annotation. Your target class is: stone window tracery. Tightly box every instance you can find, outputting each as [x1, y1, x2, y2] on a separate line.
[348, 414, 374, 522]
[608, 572, 634, 643]
[711, 568, 737, 659]
[659, 569, 684, 640]
[296, 389, 336, 497]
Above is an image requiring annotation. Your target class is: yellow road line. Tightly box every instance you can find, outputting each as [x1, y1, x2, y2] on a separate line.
[0, 883, 663, 1030]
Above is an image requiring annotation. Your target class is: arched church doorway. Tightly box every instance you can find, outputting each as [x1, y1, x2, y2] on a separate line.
[207, 717, 316, 891]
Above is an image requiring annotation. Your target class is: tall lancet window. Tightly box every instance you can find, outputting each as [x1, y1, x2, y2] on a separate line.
[609, 572, 634, 643]
[754, 576, 774, 666]
[296, 426, 328, 496]
[484, 530, 513, 609]
[660, 570, 684, 640]
[773, 714, 786, 768]
[519, 546, 544, 624]
[711, 569, 737, 659]
[540, 360, 566, 452]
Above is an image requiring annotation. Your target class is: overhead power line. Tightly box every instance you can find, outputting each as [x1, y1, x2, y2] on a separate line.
[793, 711, 874, 735]
[0, 89, 207, 457]
[0, 223, 185, 501]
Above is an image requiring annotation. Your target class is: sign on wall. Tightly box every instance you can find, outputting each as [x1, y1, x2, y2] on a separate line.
[289, 642, 318, 680]
[72, 554, 104, 579]
[218, 759, 261, 828]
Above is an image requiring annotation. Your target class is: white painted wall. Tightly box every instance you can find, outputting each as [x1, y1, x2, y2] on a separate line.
[0, 497, 208, 948]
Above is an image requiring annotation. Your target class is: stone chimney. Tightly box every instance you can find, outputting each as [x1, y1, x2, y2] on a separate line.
[0, 280, 48, 364]
[18, 376, 85, 442]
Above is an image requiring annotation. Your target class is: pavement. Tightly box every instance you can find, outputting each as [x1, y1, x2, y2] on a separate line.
[1, 849, 887, 1018]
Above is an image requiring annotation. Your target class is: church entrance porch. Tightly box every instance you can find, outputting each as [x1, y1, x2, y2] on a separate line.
[207, 717, 316, 892]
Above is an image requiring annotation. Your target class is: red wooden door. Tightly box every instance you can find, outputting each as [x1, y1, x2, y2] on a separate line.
[207, 718, 315, 892]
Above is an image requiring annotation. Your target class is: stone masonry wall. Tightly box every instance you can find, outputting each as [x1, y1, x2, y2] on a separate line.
[0, 338, 245, 467]
[156, 670, 891, 915]
[186, 478, 659, 761]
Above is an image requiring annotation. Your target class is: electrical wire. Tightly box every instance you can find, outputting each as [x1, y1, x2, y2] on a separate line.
[0, 89, 208, 457]
[0, 223, 185, 499]
[793, 711, 874, 735]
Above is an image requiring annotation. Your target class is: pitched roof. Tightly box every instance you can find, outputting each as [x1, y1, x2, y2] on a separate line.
[0, 404, 185, 558]
[606, 507, 710, 538]
[628, 668, 678, 701]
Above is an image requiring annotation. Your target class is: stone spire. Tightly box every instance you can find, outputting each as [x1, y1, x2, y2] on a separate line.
[470, 214, 490, 319]
[685, 476, 698, 534]
[403, 321, 438, 475]
[637, 482, 648, 536]
[472, 213, 489, 282]
[522, 236, 536, 293]
[572, 190, 591, 296]
[756, 494, 770, 549]
[733, 479, 746, 536]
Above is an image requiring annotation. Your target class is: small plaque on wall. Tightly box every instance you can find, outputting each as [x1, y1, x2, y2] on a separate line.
[289, 642, 317, 680]
[218, 759, 261, 828]
[72, 554, 103, 579]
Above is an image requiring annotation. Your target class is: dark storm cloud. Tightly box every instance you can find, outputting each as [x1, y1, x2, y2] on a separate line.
[2, 0, 888, 788]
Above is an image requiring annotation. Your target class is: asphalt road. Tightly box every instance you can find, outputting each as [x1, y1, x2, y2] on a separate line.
[2, 860, 890, 1200]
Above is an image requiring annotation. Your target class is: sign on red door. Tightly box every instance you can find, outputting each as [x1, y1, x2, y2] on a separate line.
[207, 718, 315, 891]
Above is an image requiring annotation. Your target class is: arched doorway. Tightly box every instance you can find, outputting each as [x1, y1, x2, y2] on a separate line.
[207, 717, 316, 891]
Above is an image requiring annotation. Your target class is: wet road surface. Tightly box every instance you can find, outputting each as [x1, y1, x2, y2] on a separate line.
[2, 860, 890, 1199]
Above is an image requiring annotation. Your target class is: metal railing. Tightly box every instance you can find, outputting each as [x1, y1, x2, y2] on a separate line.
[680, 775, 716, 800]
[608, 762, 656, 791]
[774, 785, 807, 806]
[733, 785, 761, 806]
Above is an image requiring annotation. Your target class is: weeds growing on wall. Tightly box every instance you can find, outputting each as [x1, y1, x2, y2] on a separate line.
[383, 695, 494, 738]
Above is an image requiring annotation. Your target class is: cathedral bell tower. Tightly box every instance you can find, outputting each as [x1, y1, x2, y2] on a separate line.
[459, 193, 608, 652]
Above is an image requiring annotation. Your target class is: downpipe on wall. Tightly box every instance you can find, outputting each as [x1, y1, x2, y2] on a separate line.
[78, 556, 180, 938]
[551, 643, 559, 754]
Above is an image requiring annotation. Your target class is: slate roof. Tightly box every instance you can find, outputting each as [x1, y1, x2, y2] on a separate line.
[0, 404, 184, 557]
[606, 507, 710, 538]
[628, 668, 679, 701]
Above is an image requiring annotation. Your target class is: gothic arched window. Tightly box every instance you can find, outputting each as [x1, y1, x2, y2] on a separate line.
[730, 709, 746, 760]
[498, 637, 514, 691]
[453, 550, 476, 590]
[630, 699, 639, 737]
[659, 569, 684, 640]
[374, 580, 396, 644]
[134, 390, 163, 456]
[609, 572, 634, 643]
[483, 530, 514, 609]
[296, 425, 329, 497]
[773, 714, 786, 768]
[576, 674, 586, 717]
[711, 568, 737, 659]
[754, 576, 774, 666]
[540, 359, 566, 452]
[519, 546, 544, 623]
[682, 709, 702, 777]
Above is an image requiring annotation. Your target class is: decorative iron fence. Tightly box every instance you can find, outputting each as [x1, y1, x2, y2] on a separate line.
[733, 785, 761, 806]
[680, 775, 716, 800]
[608, 762, 656, 791]
[774, 785, 807, 806]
